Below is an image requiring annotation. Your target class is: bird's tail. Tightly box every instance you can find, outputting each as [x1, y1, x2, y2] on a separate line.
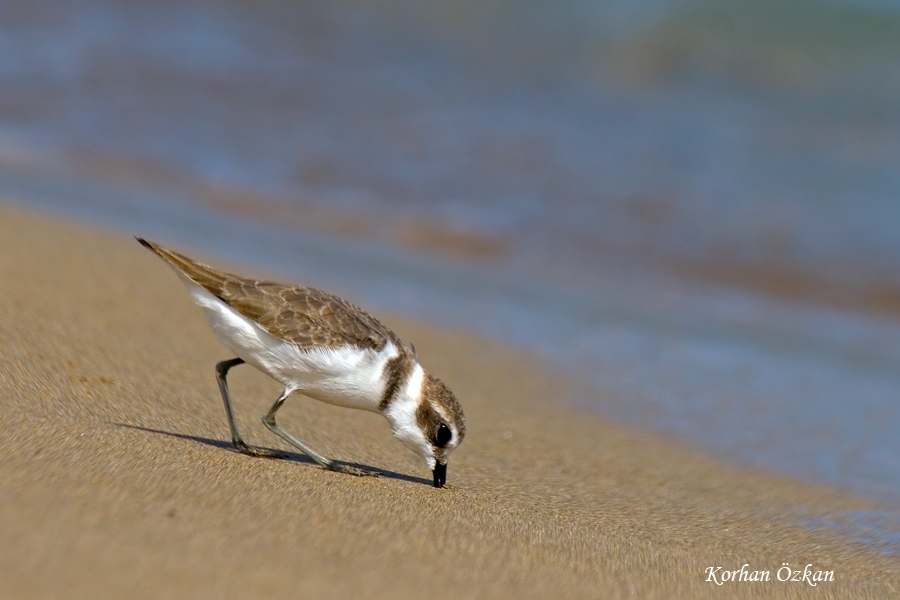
[135, 237, 232, 297]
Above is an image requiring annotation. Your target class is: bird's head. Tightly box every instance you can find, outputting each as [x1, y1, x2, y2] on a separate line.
[383, 368, 465, 488]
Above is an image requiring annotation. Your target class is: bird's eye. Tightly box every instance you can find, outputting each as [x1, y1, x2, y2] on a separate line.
[436, 423, 452, 447]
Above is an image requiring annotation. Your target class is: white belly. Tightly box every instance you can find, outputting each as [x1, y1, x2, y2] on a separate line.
[185, 282, 394, 412]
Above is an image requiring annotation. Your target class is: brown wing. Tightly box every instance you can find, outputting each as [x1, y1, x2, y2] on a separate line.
[137, 238, 404, 351]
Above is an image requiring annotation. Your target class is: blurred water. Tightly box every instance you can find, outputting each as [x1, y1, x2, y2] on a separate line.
[2, 0, 900, 549]
[2, 0, 900, 287]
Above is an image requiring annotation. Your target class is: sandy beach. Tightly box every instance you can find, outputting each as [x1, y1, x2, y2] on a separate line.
[0, 203, 897, 599]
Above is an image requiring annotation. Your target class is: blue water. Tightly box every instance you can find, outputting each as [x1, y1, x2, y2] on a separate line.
[2, 0, 900, 550]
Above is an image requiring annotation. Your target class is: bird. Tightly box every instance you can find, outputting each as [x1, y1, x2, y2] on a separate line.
[137, 238, 465, 488]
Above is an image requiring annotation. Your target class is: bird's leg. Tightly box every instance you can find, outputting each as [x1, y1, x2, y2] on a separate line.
[262, 390, 377, 477]
[215, 358, 284, 458]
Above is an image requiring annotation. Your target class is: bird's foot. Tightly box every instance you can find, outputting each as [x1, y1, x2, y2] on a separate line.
[333, 464, 380, 477]
[234, 441, 286, 459]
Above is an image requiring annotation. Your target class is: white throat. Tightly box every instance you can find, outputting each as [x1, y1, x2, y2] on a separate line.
[401, 363, 425, 404]
[383, 363, 435, 468]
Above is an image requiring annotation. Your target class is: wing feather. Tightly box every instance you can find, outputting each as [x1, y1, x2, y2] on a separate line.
[137, 238, 403, 351]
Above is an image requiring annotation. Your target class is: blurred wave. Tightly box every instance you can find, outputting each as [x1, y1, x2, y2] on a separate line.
[2, 0, 899, 309]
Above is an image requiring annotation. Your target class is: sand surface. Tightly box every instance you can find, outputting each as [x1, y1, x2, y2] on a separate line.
[0, 203, 897, 599]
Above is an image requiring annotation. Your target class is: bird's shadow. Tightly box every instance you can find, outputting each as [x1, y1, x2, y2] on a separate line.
[114, 422, 431, 486]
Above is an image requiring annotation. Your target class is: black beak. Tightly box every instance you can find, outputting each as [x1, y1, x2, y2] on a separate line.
[433, 462, 447, 488]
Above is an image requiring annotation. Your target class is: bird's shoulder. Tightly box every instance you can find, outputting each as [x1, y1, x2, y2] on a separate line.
[220, 277, 404, 352]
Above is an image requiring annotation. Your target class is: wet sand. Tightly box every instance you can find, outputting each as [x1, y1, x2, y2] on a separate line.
[0, 203, 897, 599]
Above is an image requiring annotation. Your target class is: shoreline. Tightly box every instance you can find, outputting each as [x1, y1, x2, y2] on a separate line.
[1, 202, 897, 598]
[0, 177, 900, 506]
[6, 176, 900, 508]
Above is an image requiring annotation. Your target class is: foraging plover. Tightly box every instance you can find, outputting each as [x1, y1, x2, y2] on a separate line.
[137, 238, 465, 487]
